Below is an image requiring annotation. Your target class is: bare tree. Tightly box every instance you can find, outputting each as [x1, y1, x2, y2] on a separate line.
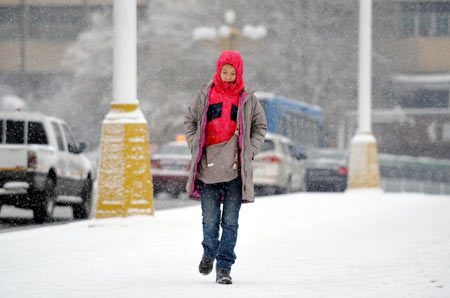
[39, 0, 366, 148]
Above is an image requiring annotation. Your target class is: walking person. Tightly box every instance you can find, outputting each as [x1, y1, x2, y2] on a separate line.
[184, 51, 267, 284]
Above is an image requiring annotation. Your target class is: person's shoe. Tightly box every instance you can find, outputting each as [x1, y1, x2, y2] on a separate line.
[216, 268, 232, 284]
[198, 256, 214, 275]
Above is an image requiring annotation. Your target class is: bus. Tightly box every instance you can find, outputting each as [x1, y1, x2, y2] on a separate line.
[255, 92, 324, 154]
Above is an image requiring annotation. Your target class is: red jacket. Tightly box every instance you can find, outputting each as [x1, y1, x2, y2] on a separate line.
[205, 51, 245, 146]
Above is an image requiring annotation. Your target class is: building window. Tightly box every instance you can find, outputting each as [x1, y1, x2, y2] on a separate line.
[402, 3, 419, 37]
[436, 4, 450, 36]
[419, 3, 433, 36]
[436, 13, 449, 36]
[0, 6, 22, 40]
[403, 6, 416, 37]
[443, 122, 450, 142]
[402, 2, 450, 37]
[398, 89, 449, 108]
[29, 6, 86, 41]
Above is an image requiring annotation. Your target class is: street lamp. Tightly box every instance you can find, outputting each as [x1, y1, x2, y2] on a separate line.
[347, 0, 381, 190]
[192, 9, 267, 51]
[95, 0, 154, 218]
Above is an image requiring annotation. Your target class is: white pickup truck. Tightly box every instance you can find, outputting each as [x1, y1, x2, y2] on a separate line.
[0, 111, 94, 223]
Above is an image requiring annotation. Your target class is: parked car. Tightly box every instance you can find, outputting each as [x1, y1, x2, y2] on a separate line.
[305, 148, 348, 192]
[253, 133, 307, 195]
[0, 111, 94, 223]
[150, 140, 191, 198]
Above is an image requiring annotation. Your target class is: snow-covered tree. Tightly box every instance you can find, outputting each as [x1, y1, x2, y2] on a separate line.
[38, 12, 113, 146]
[38, 0, 371, 148]
[0, 84, 28, 111]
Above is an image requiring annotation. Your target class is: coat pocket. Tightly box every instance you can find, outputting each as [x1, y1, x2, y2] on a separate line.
[197, 134, 239, 184]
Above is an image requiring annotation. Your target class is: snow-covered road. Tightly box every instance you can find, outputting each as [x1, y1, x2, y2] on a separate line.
[0, 192, 197, 231]
[1, 190, 449, 298]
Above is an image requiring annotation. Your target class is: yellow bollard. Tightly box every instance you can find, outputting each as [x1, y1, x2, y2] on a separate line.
[95, 103, 154, 218]
[347, 131, 381, 189]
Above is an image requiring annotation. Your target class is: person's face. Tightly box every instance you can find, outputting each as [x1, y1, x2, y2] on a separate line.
[220, 64, 237, 83]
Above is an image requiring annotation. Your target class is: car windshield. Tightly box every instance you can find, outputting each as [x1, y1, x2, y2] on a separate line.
[158, 142, 190, 155]
[261, 140, 275, 152]
[307, 149, 347, 162]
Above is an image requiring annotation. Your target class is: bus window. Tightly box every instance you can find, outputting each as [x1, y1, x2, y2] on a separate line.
[259, 101, 267, 114]
[277, 110, 288, 136]
[286, 112, 295, 141]
[305, 119, 314, 147]
[257, 93, 323, 150]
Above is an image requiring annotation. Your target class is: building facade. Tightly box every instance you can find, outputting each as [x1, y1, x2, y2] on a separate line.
[1, 0, 449, 159]
[344, 0, 450, 159]
[0, 0, 147, 100]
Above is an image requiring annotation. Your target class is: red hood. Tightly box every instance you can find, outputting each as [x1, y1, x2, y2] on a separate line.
[213, 51, 245, 95]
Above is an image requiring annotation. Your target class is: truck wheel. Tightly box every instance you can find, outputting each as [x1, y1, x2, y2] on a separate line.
[73, 178, 92, 219]
[33, 177, 56, 224]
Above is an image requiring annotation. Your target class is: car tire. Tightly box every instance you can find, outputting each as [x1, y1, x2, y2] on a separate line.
[32, 176, 57, 224]
[170, 191, 180, 199]
[306, 179, 319, 192]
[274, 186, 284, 195]
[254, 185, 265, 196]
[73, 178, 93, 219]
[153, 185, 160, 198]
[337, 184, 346, 192]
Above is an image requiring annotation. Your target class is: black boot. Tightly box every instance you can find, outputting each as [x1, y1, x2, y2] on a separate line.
[216, 268, 232, 284]
[198, 256, 214, 275]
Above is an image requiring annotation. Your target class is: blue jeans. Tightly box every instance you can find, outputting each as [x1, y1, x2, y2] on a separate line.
[199, 176, 242, 271]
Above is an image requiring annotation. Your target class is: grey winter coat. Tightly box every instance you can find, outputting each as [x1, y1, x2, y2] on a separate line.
[184, 82, 267, 203]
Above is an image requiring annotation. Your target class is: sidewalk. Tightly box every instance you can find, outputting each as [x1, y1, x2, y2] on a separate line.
[1, 191, 450, 298]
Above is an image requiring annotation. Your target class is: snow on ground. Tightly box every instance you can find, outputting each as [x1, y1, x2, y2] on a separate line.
[1, 190, 450, 298]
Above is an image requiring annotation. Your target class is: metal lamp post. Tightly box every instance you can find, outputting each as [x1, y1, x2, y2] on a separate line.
[95, 0, 154, 218]
[192, 9, 267, 51]
[220, 9, 239, 51]
[347, 0, 381, 189]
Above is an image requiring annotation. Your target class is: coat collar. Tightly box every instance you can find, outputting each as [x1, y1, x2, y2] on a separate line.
[201, 81, 255, 102]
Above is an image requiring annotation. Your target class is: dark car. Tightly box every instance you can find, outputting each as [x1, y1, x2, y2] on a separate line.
[305, 149, 348, 192]
[150, 141, 191, 198]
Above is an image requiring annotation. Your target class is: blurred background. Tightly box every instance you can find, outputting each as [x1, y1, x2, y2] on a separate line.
[1, 0, 449, 158]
